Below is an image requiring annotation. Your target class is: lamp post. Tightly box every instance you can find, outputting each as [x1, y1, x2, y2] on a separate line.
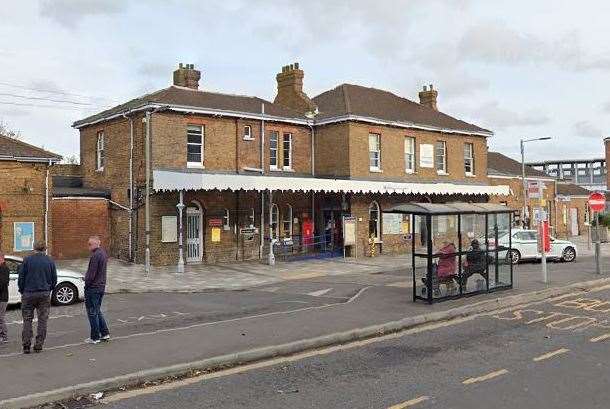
[520, 137, 552, 229]
[177, 190, 186, 273]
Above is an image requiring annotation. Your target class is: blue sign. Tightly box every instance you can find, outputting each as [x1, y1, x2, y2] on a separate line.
[14, 222, 35, 252]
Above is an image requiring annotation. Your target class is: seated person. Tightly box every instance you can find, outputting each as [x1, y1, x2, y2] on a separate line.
[462, 239, 490, 286]
[422, 241, 457, 295]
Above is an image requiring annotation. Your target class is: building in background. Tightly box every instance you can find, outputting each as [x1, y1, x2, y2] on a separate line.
[527, 157, 606, 192]
[555, 182, 591, 237]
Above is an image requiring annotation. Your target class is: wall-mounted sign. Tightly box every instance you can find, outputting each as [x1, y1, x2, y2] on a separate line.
[343, 216, 356, 246]
[382, 213, 403, 235]
[527, 180, 543, 200]
[419, 144, 434, 168]
[14, 222, 34, 252]
[161, 216, 178, 243]
[211, 227, 221, 242]
[208, 218, 223, 227]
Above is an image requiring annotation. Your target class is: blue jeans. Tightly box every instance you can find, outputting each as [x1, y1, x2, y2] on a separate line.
[85, 288, 109, 341]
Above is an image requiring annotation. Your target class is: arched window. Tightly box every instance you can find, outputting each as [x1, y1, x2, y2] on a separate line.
[282, 204, 293, 237]
[369, 201, 380, 240]
[270, 203, 279, 239]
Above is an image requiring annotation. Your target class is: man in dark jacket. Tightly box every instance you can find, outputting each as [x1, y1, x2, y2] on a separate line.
[84, 236, 110, 344]
[18, 241, 57, 353]
[0, 252, 10, 344]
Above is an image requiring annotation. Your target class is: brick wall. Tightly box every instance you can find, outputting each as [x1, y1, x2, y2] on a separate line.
[314, 123, 351, 177]
[50, 198, 109, 259]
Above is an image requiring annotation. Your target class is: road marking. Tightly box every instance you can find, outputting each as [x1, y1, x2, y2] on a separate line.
[307, 288, 333, 297]
[462, 369, 508, 385]
[533, 348, 570, 362]
[590, 333, 610, 343]
[388, 396, 430, 408]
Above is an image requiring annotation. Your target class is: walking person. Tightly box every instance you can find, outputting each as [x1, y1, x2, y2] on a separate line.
[84, 236, 110, 344]
[18, 241, 57, 354]
[0, 252, 10, 344]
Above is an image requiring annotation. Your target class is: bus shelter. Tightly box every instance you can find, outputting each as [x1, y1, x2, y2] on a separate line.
[385, 203, 514, 304]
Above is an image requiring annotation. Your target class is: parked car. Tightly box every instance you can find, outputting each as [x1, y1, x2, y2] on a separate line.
[4, 255, 85, 306]
[500, 229, 577, 264]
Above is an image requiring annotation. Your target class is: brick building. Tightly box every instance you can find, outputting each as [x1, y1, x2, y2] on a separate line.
[0, 135, 61, 256]
[72, 63, 509, 267]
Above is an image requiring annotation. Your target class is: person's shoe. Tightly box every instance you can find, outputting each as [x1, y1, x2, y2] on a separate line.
[0, 338, 8, 344]
[101, 334, 111, 342]
[33, 346, 43, 353]
[23, 346, 31, 354]
[84, 338, 100, 345]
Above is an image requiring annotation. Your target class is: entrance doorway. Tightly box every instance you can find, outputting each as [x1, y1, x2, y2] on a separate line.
[186, 203, 203, 262]
[570, 208, 579, 236]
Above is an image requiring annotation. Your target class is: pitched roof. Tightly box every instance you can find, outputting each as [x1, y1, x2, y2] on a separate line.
[556, 182, 591, 197]
[312, 84, 491, 135]
[73, 86, 306, 128]
[487, 152, 549, 178]
[0, 134, 61, 162]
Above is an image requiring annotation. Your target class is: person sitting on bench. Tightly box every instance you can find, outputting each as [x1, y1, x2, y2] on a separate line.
[422, 241, 457, 295]
[462, 239, 490, 287]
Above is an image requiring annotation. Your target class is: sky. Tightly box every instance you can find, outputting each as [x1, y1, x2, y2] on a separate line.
[1, 0, 609, 162]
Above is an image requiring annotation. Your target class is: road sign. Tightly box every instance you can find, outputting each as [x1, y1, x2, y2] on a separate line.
[527, 180, 543, 199]
[588, 192, 606, 212]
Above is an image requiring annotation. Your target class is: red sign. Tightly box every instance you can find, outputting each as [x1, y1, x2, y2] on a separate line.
[588, 192, 606, 212]
[208, 218, 223, 227]
[538, 220, 550, 253]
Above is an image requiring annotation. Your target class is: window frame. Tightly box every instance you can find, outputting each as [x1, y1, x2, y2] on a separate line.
[243, 125, 253, 141]
[95, 131, 104, 172]
[369, 133, 381, 171]
[187, 124, 204, 168]
[369, 201, 381, 241]
[270, 203, 279, 239]
[435, 140, 447, 174]
[464, 142, 475, 176]
[282, 204, 293, 238]
[404, 136, 416, 174]
[269, 131, 279, 170]
[282, 132, 293, 170]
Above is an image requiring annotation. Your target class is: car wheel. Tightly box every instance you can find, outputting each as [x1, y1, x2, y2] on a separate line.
[53, 283, 78, 306]
[562, 246, 576, 262]
[507, 249, 521, 265]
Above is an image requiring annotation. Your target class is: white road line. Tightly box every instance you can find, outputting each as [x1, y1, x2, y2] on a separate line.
[590, 333, 610, 343]
[307, 288, 333, 297]
[533, 348, 570, 362]
[388, 396, 430, 408]
[462, 369, 509, 385]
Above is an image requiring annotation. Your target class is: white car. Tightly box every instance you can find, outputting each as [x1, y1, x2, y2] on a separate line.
[5, 255, 86, 306]
[500, 229, 577, 265]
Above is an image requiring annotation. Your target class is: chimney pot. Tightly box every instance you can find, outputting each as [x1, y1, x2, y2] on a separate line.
[173, 63, 201, 90]
[419, 84, 439, 111]
[274, 62, 317, 113]
[294, 62, 299, 69]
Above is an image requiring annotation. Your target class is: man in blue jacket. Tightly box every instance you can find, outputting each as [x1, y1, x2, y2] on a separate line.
[18, 241, 57, 354]
[84, 236, 110, 344]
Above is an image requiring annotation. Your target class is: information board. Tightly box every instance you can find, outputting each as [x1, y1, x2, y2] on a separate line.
[343, 216, 356, 246]
[382, 213, 403, 235]
[161, 216, 178, 243]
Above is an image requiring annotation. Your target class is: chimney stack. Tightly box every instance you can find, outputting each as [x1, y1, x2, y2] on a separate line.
[274, 62, 317, 113]
[173, 63, 201, 90]
[418, 84, 438, 110]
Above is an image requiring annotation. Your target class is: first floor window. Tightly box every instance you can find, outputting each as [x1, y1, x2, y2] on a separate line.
[270, 203, 279, 239]
[369, 201, 380, 240]
[187, 124, 204, 166]
[282, 205, 293, 237]
[244, 125, 252, 140]
[269, 131, 278, 169]
[435, 140, 447, 173]
[464, 142, 474, 175]
[369, 133, 381, 170]
[283, 133, 292, 169]
[404, 136, 415, 173]
[96, 131, 104, 171]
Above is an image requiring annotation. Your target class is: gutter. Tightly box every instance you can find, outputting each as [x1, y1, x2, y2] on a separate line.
[0, 156, 61, 163]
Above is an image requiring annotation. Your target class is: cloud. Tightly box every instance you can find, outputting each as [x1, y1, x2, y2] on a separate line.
[471, 101, 549, 129]
[39, 0, 127, 28]
[458, 22, 610, 71]
[573, 120, 603, 139]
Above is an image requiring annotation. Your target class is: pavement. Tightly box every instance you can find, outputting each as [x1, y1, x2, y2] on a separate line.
[96, 286, 610, 409]
[56, 234, 606, 294]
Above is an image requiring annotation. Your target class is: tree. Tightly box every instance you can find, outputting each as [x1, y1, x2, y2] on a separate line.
[62, 154, 80, 165]
[0, 119, 21, 140]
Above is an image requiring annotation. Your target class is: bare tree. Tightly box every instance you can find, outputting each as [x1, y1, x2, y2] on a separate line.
[0, 119, 21, 140]
[62, 154, 80, 164]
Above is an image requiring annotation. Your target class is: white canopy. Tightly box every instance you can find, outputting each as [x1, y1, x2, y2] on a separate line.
[153, 169, 510, 196]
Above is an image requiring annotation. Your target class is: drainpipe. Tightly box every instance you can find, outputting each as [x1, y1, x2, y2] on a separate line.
[309, 122, 315, 177]
[260, 103, 265, 174]
[259, 191, 265, 259]
[268, 189, 275, 265]
[44, 159, 52, 254]
[122, 111, 134, 262]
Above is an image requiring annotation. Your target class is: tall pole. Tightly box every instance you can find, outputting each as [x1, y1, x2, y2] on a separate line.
[596, 210, 601, 275]
[177, 190, 185, 273]
[520, 139, 528, 229]
[145, 110, 151, 276]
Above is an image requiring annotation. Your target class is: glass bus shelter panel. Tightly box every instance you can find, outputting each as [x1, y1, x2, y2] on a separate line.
[459, 214, 488, 294]
[431, 215, 459, 255]
[412, 214, 428, 255]
[488, 212, 513, 290]
[419, 255, 461, 301]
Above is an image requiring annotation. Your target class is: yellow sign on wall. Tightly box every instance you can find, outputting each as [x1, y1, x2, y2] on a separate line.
[211, 227, 221, 243]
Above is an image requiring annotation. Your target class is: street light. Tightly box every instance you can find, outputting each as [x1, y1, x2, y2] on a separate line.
[520, 137, 552, 228]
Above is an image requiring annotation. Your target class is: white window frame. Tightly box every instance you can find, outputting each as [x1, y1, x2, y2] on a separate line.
[435, 140, 447, 174]
[369, 133, 381, 171]
[282, 204, 293, 237]
[404, 136, 415, 174]
[96, 131, 104, 171]
[282, 132, 293, 170]
[270, 203, 279, 239]
[223, 209, 230, 231]
[464, 142, 474, 176]
[243, 125, 253, 141]
[369, 201, 381, 241]
[269, 131, 279, 170]
[187, 124, 204, 168]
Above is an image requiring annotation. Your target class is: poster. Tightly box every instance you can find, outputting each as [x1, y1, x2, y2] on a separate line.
[211, 227, 221, 243]
[161, 216, 177, 243]
[343, 216, 356, 246]
[419, 144, 434, 168]
[14, 222, 34, 252]
[382, 213, 403, 235]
